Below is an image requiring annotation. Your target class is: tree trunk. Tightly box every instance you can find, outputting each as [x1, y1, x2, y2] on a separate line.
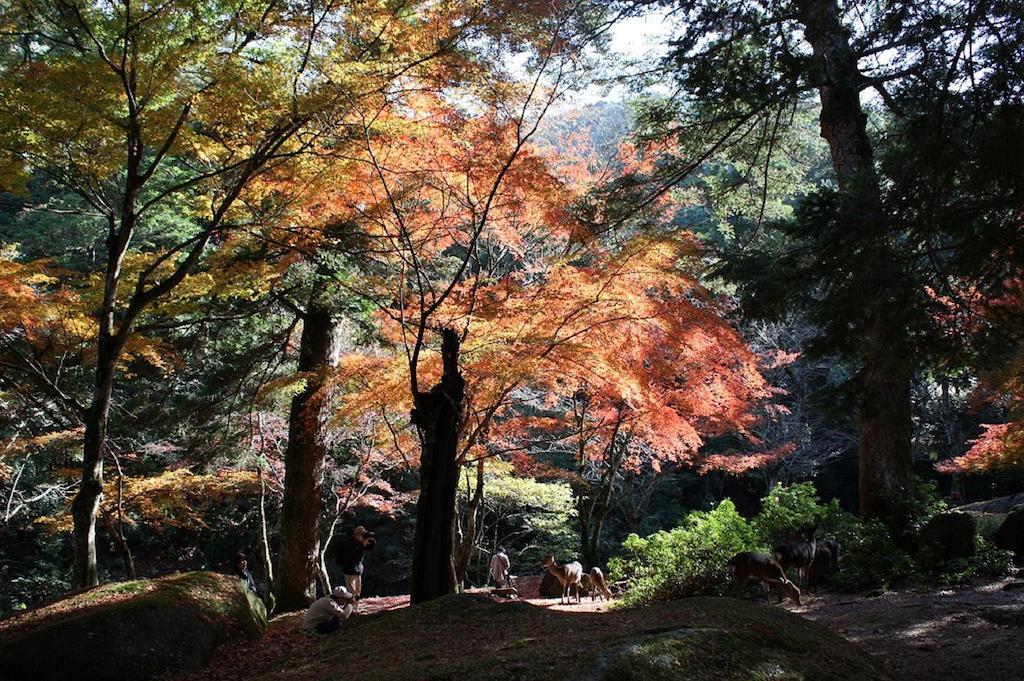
[796, 0, 913, 520]
[101, 452, 136, 579]
[70, 344, 118, 588]
[274, 307, 341, 611]
[258, 468, 276, 612]
[410, 328, 465, 604]
[453, 458, 484, 590]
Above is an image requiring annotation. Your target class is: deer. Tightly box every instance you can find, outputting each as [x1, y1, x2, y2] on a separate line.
[589, 566, 614, 601]
[809, 538, 841, 590]
[540, 554, 583, 604]
[772, 527, 817, 589]
[727, 551, 802, 605]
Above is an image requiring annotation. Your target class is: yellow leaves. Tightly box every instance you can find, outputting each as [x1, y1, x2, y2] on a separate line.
[0, 255, 95, 357]
[0, 428, 85, 462]
[37, 469, 261, 534]
[256, 372, 311, 404]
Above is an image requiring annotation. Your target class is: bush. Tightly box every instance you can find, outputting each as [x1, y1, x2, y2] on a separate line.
[885, 479, 948, 550]
[929, 536, 1016, 586]
[751, 482, 828, 547]
[609, 499, 758, 605]
[828, 518, 916, 591]
[610, 480, 1012, 605]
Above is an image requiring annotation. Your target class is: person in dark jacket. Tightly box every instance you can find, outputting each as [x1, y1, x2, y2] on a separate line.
[334, 526, 374, 611]
[232, 551, 260, 596]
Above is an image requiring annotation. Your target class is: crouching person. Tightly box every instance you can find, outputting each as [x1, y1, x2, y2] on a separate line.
[302, 586, 355, 635]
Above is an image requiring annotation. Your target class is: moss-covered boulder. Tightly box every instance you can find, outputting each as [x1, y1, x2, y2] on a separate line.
[0, 571, 266, 681]
[251, 594, 886, 681]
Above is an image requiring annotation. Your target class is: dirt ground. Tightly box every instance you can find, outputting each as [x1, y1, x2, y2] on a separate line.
[175, 577, 1024, 681]
[485, 575, 1024, 680]
[787, 578, 1024, 681]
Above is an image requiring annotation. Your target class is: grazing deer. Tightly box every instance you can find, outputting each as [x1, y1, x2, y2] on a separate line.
[589, 567, 613, 601]
[772, 527, 817, 588]
[540, 554, 583, 604]
[727, 552, 802, 605]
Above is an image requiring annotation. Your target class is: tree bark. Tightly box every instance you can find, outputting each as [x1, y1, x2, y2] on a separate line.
[274, 306, 341, 611]
[577, 406, 625, 568]
[258, 467, 276, 612]
[795, 0, 913, 520]
[70, 338, 120, 588]
[410, 328, 465, 604]
[453, 458, 484, 590]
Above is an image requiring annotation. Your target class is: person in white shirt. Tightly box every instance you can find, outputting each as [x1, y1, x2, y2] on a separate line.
[302, 586, 355, 634]
[489, 547, 511, 589]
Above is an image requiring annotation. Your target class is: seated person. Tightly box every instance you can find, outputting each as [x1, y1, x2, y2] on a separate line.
[232, 551, 259, 596]
[302, 586, 355, 635]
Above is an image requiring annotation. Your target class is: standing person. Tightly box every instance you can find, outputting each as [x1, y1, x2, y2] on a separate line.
[231, 551, 260, 597]
[302, 586, 355, 634]
[334, 526, 375, 611]
[489, 547, 511, 589]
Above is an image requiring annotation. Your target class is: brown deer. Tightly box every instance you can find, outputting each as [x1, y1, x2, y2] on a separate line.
[727, 551, 802, 605]
[772, 527, 817, 588]
[589, 567, 613, 601]
[540, 554, 583, 604]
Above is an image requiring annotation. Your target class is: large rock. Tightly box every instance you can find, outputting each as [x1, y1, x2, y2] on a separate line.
[540, 570, 563, 597]
[539, 570, 592, 598]
[918, 512, 977, 560]
[957, 493, 1024, 515]
[0, 572, 266, 681]
[994, 508, 1024, 562]
[250, 594, 888, 681]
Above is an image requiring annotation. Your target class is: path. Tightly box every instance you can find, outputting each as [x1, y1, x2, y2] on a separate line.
[787, 578, 1024, 681]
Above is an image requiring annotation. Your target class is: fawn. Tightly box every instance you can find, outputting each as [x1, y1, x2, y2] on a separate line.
[540, 554, 583, 604]
[772, 527, 817, 588]
[727, 551, 802, 605]
[589, 567, 613, 601]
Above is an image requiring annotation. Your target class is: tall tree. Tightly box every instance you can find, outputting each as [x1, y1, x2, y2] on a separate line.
[620, 0, 1024, 519]
[0, 0, 420, 587]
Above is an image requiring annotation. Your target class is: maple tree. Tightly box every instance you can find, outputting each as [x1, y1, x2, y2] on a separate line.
[233, 0, 618, 606]
[936, 276, 1024, 474]
[319, 92, 771, 582]
[0, 0, 540, 591]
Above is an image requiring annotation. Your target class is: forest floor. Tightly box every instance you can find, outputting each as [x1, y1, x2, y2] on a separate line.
[172, 576, 1024, 681]
[789, 577, 1024, 681]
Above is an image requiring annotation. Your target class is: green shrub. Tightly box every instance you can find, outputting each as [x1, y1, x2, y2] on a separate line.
[610, 499, 758, 605]
[884, 479, 948, 550]
[929, 536, 1016, 586]
[751, 482, 828, 546]
[609, 481, 1014, 605]
[828, 518, 917, 591]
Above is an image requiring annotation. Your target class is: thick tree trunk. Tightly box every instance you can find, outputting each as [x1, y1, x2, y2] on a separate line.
[275, 307, 341, 611]
[410, 329, 465, 604]
[796, 0, 913, 520]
